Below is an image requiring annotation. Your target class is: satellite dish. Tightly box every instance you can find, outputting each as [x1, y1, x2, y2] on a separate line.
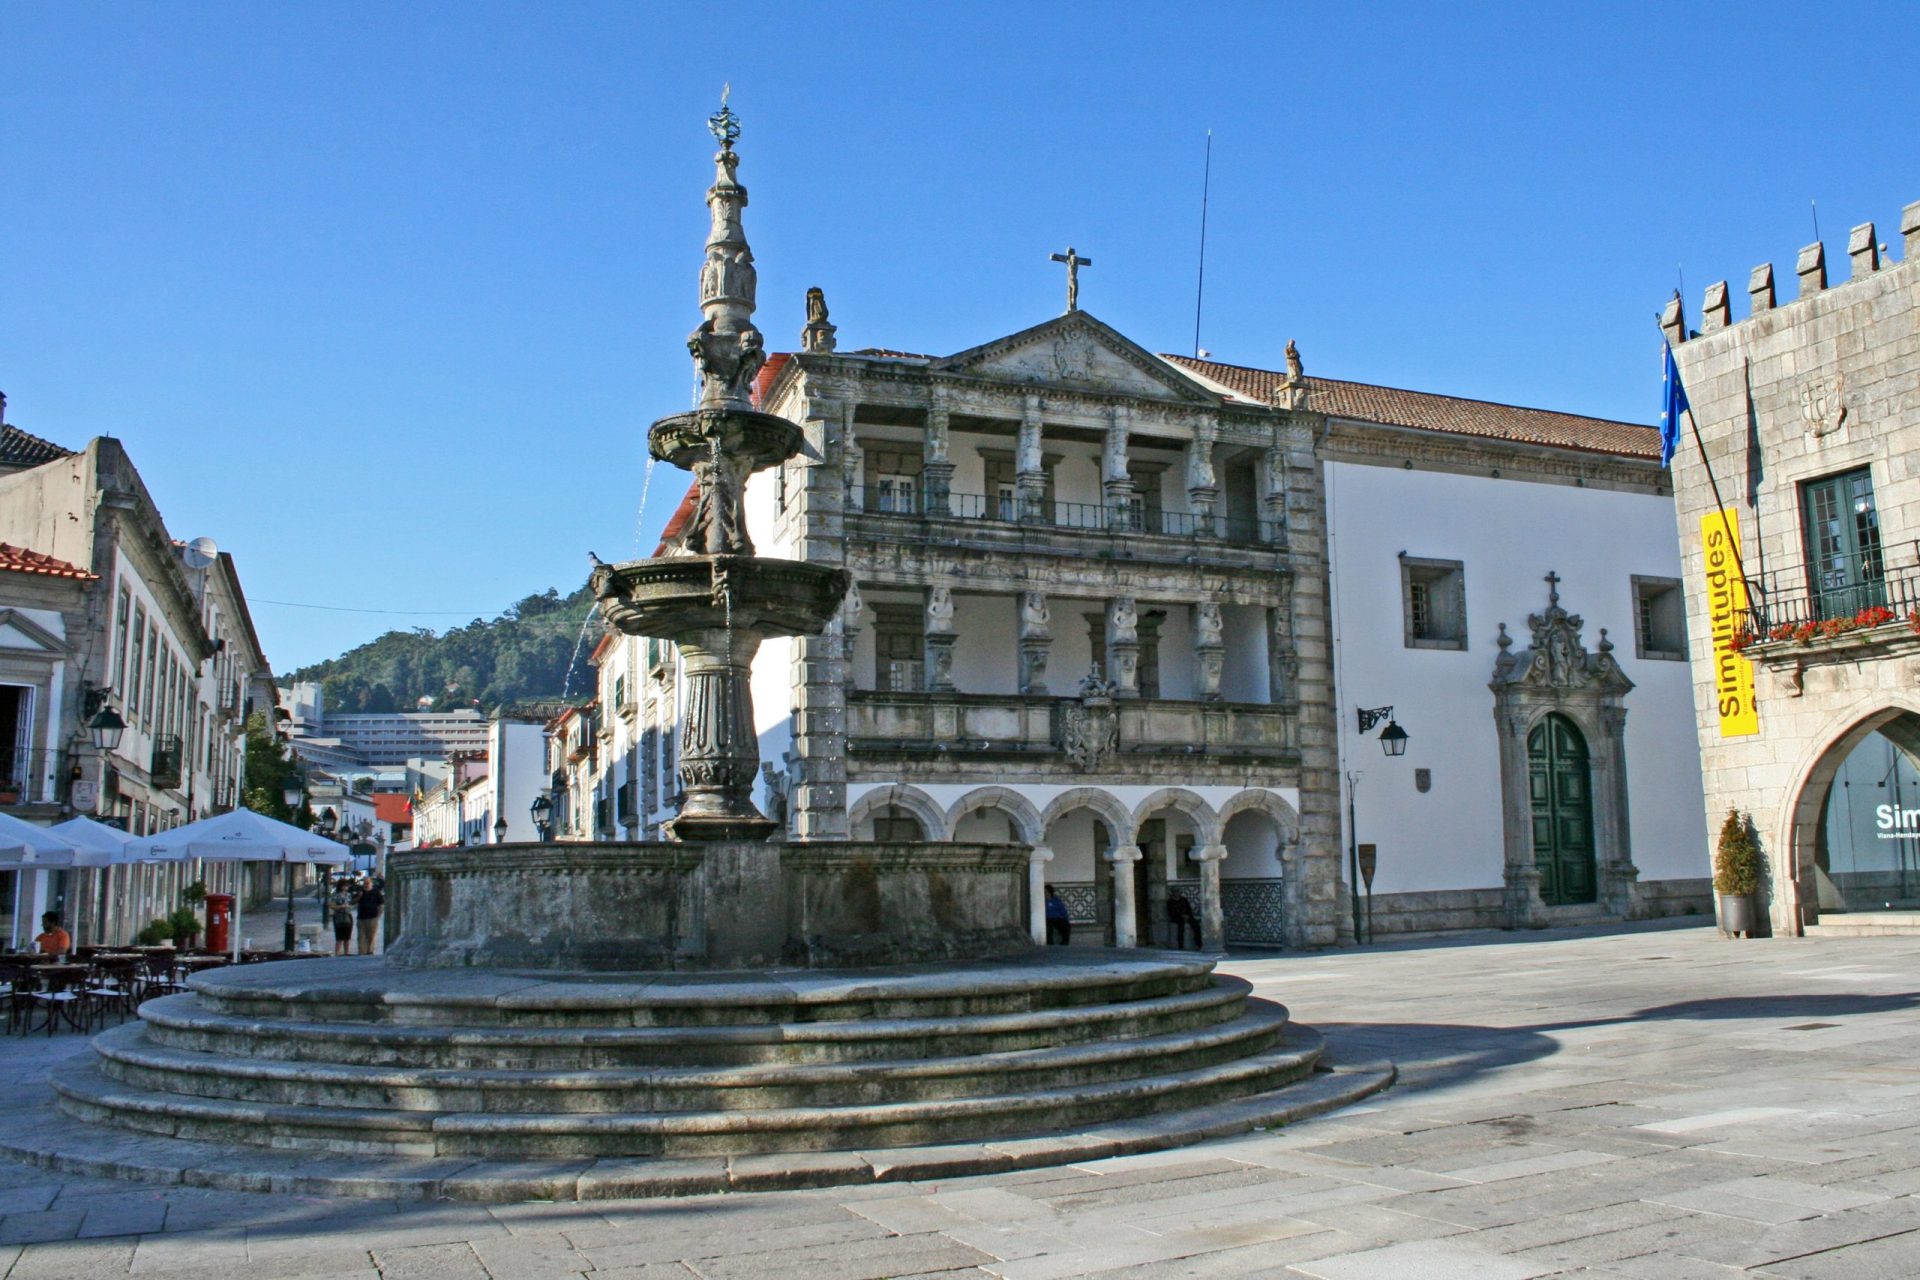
[182, 536, 218, 569]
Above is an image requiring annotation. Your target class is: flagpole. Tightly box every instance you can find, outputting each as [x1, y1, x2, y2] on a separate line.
[1663, 330, 1755, 624]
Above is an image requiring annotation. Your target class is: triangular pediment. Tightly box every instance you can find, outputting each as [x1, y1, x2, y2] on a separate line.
[0, 609, 67, 654]
[934, 312, 1223, 404]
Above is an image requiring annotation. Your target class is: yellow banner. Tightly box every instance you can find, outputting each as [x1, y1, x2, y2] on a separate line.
[1702, 508, 1759, 737]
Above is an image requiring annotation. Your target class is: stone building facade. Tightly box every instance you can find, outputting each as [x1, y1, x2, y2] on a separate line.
[546, 128, 1711, 949]
[1665, 199, 1920, 935]
[756, 313, 1333, 948]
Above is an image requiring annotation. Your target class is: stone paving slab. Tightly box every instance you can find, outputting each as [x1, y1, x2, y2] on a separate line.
[1, 925, 1919, 1275]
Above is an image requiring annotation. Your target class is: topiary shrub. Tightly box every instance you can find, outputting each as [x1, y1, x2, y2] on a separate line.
[167, 905, 203, 947]
[1714, 808, 1761, 897]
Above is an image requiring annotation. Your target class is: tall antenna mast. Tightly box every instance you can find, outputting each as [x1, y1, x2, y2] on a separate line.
[1193, 130, 1212, 358]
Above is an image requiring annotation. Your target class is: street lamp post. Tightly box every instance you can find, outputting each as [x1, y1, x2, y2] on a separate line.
[1350, 707, 1413, 945]
[530, 793, 553, 842]
[280, 780, 303, 951]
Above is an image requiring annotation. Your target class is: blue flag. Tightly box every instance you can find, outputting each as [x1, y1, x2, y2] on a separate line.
[1659, 343, 1689, 468]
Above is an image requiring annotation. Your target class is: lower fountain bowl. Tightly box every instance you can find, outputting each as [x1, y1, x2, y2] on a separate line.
[384, 841, 1034, 971]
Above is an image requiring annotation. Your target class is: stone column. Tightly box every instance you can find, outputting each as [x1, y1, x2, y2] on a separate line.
[1186, 416, 1219, 536]
[1599, 703, 1643, 920]
[1189, 843, 1228, 952]
[1102, 405, 1136, 530]
[1261, 446, 1288, 543]
[1266, 605, 1296, 704]
[1106, 597, 1140, 698]
[1027, 845, 1054, 945]
[922, 387, 953, 517]
[1193, 602, 1224, 701]
[843, 435, 865, 513]
[1016, 394, 1047, 524]
[1018, 590, 1051, 695]
[1106, 844, 1143, 947]
[924, 585, 956, 692]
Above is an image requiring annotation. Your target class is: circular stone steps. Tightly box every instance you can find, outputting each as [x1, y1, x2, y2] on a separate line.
[27, 949, 1395, 1198]
[134, 978, 1254, 1069]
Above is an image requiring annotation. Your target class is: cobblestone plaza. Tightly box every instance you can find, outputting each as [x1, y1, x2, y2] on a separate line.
[3, 924, 1919, 1277]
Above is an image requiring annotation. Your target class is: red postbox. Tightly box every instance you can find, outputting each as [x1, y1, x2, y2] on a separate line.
[205, 893, 234, 954]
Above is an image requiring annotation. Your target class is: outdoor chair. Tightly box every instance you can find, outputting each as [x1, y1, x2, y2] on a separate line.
[22, 964, 91, 1036]
[83, 958, 141, 1023]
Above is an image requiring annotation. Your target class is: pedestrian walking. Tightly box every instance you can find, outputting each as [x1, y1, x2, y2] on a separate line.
[355, 877, 384, 956]
[1167, 894, 1199, 949]
[1044, 886, 1071, 946]
[327, 880, 356, 956]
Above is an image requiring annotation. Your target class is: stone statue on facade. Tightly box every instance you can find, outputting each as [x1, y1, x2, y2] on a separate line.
[926, 585, 956, 635]
[1107, 598, 1138, 644]
[1195, 601, 1224, 648]
[801, 286, 838, 354]
[1021, 591, 1051, 638]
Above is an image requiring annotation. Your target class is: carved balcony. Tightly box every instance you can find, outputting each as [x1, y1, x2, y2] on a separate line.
[847, 690, 1297, 765]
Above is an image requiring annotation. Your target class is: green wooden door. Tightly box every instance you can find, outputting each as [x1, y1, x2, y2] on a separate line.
[1803, 468, 1884, 619]
[1528, 714, 1596, 906]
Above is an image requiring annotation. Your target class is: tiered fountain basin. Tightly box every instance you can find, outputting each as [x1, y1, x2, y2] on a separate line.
[383, 841, 1034, 970]
[26, 950, 1391, 1201]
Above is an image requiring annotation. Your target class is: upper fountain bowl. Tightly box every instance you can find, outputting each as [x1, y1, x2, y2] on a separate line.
[591, 554, 849, 641]
[649, 408, 801, 474]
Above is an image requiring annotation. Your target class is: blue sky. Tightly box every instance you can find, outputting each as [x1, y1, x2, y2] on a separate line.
[2, 3, 1914, 671]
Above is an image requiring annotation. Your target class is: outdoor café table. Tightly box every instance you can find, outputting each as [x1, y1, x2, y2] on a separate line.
[175, 956, 228, 979]
[25, 963, 90, 1035]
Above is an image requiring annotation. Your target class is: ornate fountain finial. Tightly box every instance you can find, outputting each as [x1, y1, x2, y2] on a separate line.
[708, 83, 740, 151]
[688, 86, 764, 413]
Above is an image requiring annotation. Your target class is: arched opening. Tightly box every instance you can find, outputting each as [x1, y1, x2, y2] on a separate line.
[1135, 803, 1205, 948]
[1041, 809, 1108, 945]
[1528, 713, 1596, 906]
[1221, 808, 1288, 946]
[870, 806, 926, 841]
[1808, 713, 1920, 914]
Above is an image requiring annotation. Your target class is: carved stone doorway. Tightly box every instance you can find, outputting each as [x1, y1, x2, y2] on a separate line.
[1529, 713, 1597, 906]
[1491, 576, 1639, 928]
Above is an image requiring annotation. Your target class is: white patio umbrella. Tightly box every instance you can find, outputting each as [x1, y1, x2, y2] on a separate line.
[135, 809, 353, 961]
[0, 814, 84, 949]
[49, 817, 142, 946]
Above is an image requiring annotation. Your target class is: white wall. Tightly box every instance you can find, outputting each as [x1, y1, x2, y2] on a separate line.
[1326, 460, 1709, 896]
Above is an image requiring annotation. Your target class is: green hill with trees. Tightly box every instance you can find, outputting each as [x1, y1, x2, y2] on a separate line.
[286, 586, 600, 714]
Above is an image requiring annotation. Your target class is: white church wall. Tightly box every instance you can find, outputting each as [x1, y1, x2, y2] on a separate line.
[1326, 459, 1708, 897]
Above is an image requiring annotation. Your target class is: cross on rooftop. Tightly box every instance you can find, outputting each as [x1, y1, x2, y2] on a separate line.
[1545, 570, 1561, 605]
[1049, 247, 1092, 313]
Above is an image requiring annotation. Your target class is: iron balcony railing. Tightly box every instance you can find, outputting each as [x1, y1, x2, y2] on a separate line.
[150, 734, 184, 790]
[1737, 541, 1920, 636]
[0, 746, 66, 806]
[861, 486, 1282, 547]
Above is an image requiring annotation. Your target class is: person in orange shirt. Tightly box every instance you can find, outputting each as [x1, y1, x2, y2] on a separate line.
[33, 912, 71, 956]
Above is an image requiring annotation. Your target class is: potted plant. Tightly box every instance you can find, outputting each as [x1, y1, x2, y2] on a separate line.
[1714, 808, 1761, 938]
[136, 917, 175, 947]
[167, 905, 203, 950]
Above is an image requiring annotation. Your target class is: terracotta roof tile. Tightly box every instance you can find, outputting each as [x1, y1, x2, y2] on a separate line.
[372, 793, 413, 825]
[848, 348, 935, 361]
[0, 542, 95, 581]
[0, 424, 73, 468]
[1162, 354, 1659, 459]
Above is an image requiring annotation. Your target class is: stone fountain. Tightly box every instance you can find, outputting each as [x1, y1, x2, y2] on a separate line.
[13, 100, 1390, 1201]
